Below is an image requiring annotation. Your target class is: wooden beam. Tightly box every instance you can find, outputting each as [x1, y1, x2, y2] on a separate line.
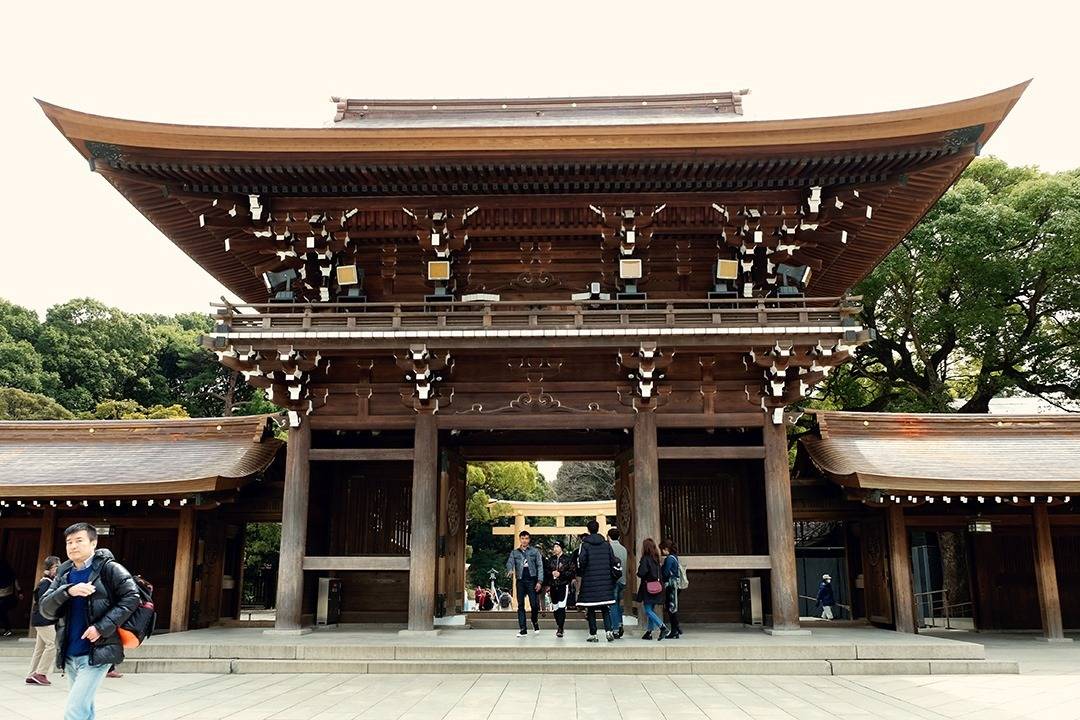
[309, 448, 414, 462]
[1032, 505, 1070, 641]
[658, 446, 765, 460]
[763, 418, 800, 632]
[309, 415, 416, 431]
[438, 414, 634, 430]
[274, 421, 311, 632]
[407, 414, 439, 631]
[169, 507, 196, 633]
[655, 413, 765, 428]
[493, 526, 590, 536]
[28, 508, 57, 638]
[682, 555, 772, 570]
[633, 412, 660, 555]
[302, 556, 410, 571]
[887, 503, 916, 634]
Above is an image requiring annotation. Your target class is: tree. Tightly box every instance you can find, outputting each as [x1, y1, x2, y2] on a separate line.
[87, 399, 189, 420]
[552, 461, 616, 502]
[817, 158, 1080, 413]
[0, 387, 74, 420]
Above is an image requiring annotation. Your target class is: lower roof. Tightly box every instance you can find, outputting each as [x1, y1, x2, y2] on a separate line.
[0, 415, 283, 498]
[802, 411, 1080, 494]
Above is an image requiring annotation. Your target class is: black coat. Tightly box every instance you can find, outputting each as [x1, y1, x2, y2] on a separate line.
[575, 533, 615, 606]
[544, 554, 575, 603]
[40, 549, 140, 669]
[31, 576, 54, 627]
[635, 555, 665, 605]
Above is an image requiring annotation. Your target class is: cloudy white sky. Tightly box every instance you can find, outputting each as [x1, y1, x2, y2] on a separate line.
[2, 0, 1076, 319]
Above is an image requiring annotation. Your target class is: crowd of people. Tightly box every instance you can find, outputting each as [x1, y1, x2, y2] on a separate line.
[498, 521, 686, 642]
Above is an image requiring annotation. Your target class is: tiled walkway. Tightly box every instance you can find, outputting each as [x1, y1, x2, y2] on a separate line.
[3, 632, 1079, 719]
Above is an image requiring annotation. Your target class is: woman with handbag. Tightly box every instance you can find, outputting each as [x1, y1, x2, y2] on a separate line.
[544, 542, 575, 637]
[635, 538, 667, 640]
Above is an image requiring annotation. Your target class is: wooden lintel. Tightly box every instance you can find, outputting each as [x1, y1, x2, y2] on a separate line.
[309, 415, 417, 431]
[438, 414, 634, 430]
[658, 446, 765, 460]
[309, 448, 414, 462]
[655, 412, 764, 428]
[492, 526, 589, 536]
[682, 555, 772, 570]
[301, 556, 410, 571]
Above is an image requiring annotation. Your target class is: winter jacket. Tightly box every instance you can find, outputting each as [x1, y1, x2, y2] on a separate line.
[575, 533, 616, 606]
[544, 554, 575, 604]
[505, 546, 545, 584]
[635, 554, 665, 605]
[609, 539, 629, 585]
[661, 554, 680, 587]
[31, 576, 55, 627]
[40, 549, 140, 669]
[816, 580, 835, 607]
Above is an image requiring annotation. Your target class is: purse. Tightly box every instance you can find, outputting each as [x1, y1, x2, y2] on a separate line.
[646, 579, 663, 595]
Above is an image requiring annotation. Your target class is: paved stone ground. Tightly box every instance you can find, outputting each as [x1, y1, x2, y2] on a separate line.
[3, 632, 1079, 719]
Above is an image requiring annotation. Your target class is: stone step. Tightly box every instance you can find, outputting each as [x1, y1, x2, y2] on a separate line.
[105, 657, 1017, 675]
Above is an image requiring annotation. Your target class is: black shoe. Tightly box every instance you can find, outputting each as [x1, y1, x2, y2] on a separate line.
[587, 635, 599, 643]
[641, 631, 653, 640]
[556, 629, 564, 638]
[605, 631, 615, 642]
[669, 630, 681, 639]
[517, 629, 528, 637]
[658, 626, 669, 641]
[615, 627, 624, 639]
[533, 623, 540, 633]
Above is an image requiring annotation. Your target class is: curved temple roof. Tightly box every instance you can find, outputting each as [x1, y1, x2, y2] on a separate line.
[0, 414, 283, 498]
[802, 411, 1080, 494]
[37, 83, 1028, 301]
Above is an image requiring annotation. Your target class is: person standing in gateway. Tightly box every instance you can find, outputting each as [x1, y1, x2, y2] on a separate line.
[40, 523, 140, 720]
[606, 528, 628, 638]
[25, 555, 61, 685]
[576, 520, 617, 642]
[817, 573, 836, 620]
[505, 530, 544, 637]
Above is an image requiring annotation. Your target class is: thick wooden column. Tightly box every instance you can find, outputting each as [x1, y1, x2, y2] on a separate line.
[887, 504, 916, 634]
[407, 414, 438, 631]
[633, 411, 660, 554]
[274, 421, 311, 632]
[170, 507, 197, 632]
[1032, 505, 1069, 641]
[763, 418, 800, 632]
[29, 508, 57, 637]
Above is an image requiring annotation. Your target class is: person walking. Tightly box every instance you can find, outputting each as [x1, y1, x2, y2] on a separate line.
[25, 555, 61, 685]
[817, 574, 836, 620]
[544, 541, 574, 638]
[636, 538, 667, 640]
[659, 539, 683, 639]
[607, 528, 628, 639]
[575, 520, 617, 642]
[40, 523, 140, 720]
[0, 557, 23, 637]
[505, 530, 544, 637]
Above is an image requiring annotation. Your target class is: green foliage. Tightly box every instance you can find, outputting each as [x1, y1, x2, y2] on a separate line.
[465, 461, 552, 588]
[816, 157, 1080, 414]
[242, 522, 281, 607]
[85, 399, 189, 420]
[0, 387, 74, 420]
[552, 461, 616, 502]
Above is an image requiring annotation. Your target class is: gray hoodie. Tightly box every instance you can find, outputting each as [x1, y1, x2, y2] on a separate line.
[609, 539, 628, 584]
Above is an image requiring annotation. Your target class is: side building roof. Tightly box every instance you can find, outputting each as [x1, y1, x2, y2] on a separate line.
[801, 411, 1080, 495]
[0, 414, 283, 498]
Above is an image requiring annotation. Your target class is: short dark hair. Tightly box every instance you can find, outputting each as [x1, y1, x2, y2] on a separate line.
[43, 555, 61, 571]
[607, 528, 621, 541]
[586, 520, 600, 534]
[518, 530, 530, 538]
[64, 522, 98, 542]
[659, 538, 679, 555]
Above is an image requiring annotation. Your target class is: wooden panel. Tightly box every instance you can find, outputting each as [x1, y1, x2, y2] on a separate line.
[338, 570, 409, 623]
[302, 556, 410, 571]
[886, 504, 915, 634]
[1052, 527, 1080, 630]
[322, 466, 412, 556]
[860, 518, 893, 625]
[973, 527, 1042, 630]
[674, 570, 743, 623]
[109, 527, 178, 629]
[658, 446, 764, 460]
[0, 528, 40, 629]
[683, 555, 771, 570]
[310, 448, 413, 462]
[659, 463, 752, 555]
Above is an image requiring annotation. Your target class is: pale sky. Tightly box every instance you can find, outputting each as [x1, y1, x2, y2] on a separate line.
[3, 0, 1076, 317]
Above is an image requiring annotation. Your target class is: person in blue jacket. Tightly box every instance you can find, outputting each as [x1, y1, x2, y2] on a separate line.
[659, 539, 683, 639]
[816, 574, 835, 620]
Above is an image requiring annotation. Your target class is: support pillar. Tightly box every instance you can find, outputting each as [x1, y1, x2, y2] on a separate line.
[29, 508, 57, 637]
[273, 420, 311, 632]
[1032, 504, 1070, 641]
[763, 418, 801, 632]
[887, 503, 916, 634]
[170, 507, 196, 633]
[407, 413, 438, 632]
[633, 411, 660, 554]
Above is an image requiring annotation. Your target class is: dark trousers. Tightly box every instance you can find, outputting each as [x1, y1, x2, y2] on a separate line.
[553, 607, 566, 630]
[516, 578, 539, 630]
[585, 605, 612, 635]
[665, 587, 681, 633]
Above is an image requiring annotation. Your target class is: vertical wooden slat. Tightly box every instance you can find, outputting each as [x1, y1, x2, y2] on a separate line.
[887, 503, 916, 634]
[763, 418, 800, 632]
[28, 509, 57, 638]
[633, 412, 660, 554]
[1032, 505, 1068, 641]
[274, 421, 311, 631]
[407, 413, 438, 631]
[170, 507, 196, 633]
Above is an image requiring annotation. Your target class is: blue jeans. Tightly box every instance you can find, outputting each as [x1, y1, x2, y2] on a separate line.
[610, 581, 625, 629]
[643, 603, 664, 631]
[65, 655, 110, 720]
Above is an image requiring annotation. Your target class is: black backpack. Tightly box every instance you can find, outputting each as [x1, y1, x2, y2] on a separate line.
[117, 574, 157, 648]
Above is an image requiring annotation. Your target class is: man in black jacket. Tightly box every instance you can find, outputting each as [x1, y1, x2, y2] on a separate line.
[40, 523, 139, 720]
[575, 520, 617, 642]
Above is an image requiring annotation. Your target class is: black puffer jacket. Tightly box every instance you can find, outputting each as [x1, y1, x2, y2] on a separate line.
[575, 533, 616, 606]
[40, 549, 140, 669]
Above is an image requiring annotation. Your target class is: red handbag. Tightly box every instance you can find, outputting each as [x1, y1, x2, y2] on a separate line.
[646, 580, 663, 595]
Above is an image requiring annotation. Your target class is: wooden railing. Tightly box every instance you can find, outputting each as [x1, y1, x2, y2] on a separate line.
[211, 296, 862, 335]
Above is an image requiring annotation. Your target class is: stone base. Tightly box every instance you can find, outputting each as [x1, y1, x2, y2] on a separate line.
[262, 627, 313, 636]
[398, 629, 442, 638]
[1035, 636, 1074, 643]
[763, 627, 812, 637]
